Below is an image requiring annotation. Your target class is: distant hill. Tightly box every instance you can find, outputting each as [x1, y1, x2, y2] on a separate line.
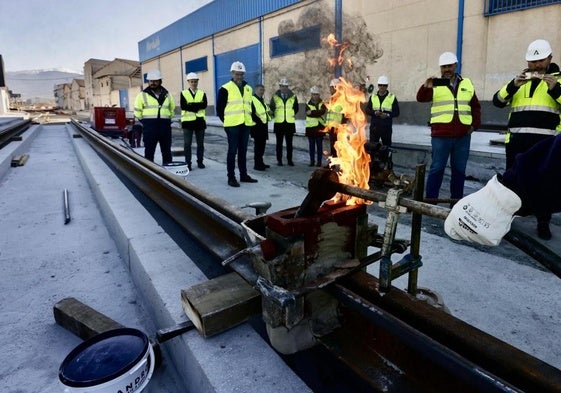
[5, 69, 83, 103]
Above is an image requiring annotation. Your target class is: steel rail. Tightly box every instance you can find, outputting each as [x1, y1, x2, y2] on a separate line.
[70, 119, 252, 260]
[0, 118, 31, 149]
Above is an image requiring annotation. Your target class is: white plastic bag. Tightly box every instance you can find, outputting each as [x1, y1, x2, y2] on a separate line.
[444, 175, 521, 246]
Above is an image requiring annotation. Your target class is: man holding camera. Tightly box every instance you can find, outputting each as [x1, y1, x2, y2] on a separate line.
[492, 39, 561, 240]
[416, 51, 481, 203]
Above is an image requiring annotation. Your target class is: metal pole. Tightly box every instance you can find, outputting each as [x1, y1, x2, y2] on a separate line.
[63, 189, 71, 225]
[407, 164, 426, 295]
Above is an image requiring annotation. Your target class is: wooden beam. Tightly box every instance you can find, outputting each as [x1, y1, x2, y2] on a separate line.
[53, 297, 124, 340]
[181, 272, 261, 337]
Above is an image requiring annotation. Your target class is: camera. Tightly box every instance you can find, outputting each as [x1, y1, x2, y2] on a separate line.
[432, 78, 449, 87]
[524, 71, 543, 80]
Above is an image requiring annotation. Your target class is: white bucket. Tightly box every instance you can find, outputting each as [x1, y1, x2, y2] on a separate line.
[59, 328, 155, 393]
[163, 161, 189, 177]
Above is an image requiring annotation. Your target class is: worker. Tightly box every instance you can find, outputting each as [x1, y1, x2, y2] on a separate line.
[492, 39, 561, 240]
[365, 75, 400, 146]
[270, 78, 299, 166]
[180, 72, 208, 171]
[325, 78, 344, 158]
[133, 69, 175, 164]
[249, 84, 272, 171]
[216, 61, 258, 187]
[305, 86, 327, 167]
[416, 52, 481, 202]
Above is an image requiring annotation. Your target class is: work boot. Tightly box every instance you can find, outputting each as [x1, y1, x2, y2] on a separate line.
[309, 161, 315, 167]
[197, 161, 205, 169]
[288, 161, 295, 166]
[228, 178, 240, 187]
[537, 222, 552, 240]
[187, 163, 192, 171]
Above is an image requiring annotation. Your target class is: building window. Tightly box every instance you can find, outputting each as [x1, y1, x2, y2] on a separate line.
[485, 0, 561, 15]
[185, 56, 208, 74]
[270, 25, 321, 58]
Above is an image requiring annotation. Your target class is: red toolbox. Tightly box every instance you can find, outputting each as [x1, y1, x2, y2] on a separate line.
[90, 107, 126, 137]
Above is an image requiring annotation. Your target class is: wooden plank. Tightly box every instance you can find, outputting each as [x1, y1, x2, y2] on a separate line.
[53, 297, 124, 340]
[181, 272, 261, 337]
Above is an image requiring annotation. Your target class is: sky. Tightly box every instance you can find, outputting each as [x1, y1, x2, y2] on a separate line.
[0, 0, 213, 73]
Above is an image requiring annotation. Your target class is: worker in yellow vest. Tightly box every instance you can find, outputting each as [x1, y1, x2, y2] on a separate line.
[416, 52, 481, 203]
[325, 78, 344, 158]
[305, 86, 326, 167]
[269, 78, 299, 166]
[216, 61, 258, 187]
[365, 75, 400, 146]
[133, 69, 175, 164]
[492, 39, 561, 240]
[180, 72, 208, 170]
[249, 84, 272, 171]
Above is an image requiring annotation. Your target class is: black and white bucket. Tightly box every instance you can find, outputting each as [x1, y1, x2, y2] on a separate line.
[59, 328, 155, 393]
[163, 161, 189, 177]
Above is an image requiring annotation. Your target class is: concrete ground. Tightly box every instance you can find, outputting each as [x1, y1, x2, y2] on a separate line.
[1, 116, 560, 392]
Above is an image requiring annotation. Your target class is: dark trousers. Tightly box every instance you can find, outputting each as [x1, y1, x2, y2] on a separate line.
[183, 127, 205, 165]
[143, 127, 172, 164]
[505, 132, 554, 224]
[225, 125, 250, 179]
[252, 129, 267, 166]
[307, 136, 323, 164]
[275, 128, 294, 163]
[369, 125, 392, 146]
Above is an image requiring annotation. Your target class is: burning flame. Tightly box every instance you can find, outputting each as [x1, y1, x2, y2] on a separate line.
[324, 78, 371, 205]
[325, 33, 353, 69]
[323, 34, 371, 205]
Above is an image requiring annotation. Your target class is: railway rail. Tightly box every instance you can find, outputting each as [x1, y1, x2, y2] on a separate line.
[70, 118, 561, 392]
[0, 118, 31, 149]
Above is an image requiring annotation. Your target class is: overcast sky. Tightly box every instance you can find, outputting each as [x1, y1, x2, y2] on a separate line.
[0, 0, 212, 73]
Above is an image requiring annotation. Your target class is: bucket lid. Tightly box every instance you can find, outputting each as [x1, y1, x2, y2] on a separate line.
[59, 328, 149, 388]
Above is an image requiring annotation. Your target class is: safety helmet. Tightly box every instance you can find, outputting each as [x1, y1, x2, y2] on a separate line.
[329, 78, 340, 87]
[310, 86, 321, 94]
[279, 78, 289, 86]
[146, 69, 162, 81]
[230, 61, 246, 72]
[186, 72, 199, 80]
[438, 52, 458, 66]
[525, 39, 552, 61]
[377, 75, 389, 85]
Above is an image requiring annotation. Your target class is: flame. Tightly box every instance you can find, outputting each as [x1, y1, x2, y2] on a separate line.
[324, 33, 352, 70]
[322, 34, 371, 205]
[324, 77, 371, 205]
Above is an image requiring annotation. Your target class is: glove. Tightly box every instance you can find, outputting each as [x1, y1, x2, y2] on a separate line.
[444, 175, 521, 246]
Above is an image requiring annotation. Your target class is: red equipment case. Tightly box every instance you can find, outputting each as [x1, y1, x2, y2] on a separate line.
[90, 107, 126, 137]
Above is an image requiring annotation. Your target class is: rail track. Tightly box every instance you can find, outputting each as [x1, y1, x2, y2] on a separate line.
[69, 119, 561, 392]
[0, 118, 31, 149]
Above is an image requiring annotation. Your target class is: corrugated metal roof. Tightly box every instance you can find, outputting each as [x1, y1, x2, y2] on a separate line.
[138, 0, 301, 62]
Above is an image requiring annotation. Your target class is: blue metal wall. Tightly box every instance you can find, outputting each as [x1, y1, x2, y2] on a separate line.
[215, 44, 260, 95]
[138, 0, 301, 62]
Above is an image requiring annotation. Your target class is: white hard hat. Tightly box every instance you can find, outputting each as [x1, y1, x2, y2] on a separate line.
[146, 69, 162, 81]
[438, 52, 458, 66]
[377, 75, 389, 85]
[525, 39, 552, 61]
[310, 86, 320, 94]
[186, 72, 199, 80]
[279, 78, 289, 86]
[329, 78, 340, 87]
[230, 61, 246, 72]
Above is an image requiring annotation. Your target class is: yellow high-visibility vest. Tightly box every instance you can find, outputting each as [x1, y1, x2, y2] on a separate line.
[272, 94, 296, 123]
[180, 89, 206, 122]
[430, 78, 474, 125]
[248, 96, 271, 127]
[134, 90, 175, 120]
[305, 102, 326, 128]
[222, 81, 253, 127]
